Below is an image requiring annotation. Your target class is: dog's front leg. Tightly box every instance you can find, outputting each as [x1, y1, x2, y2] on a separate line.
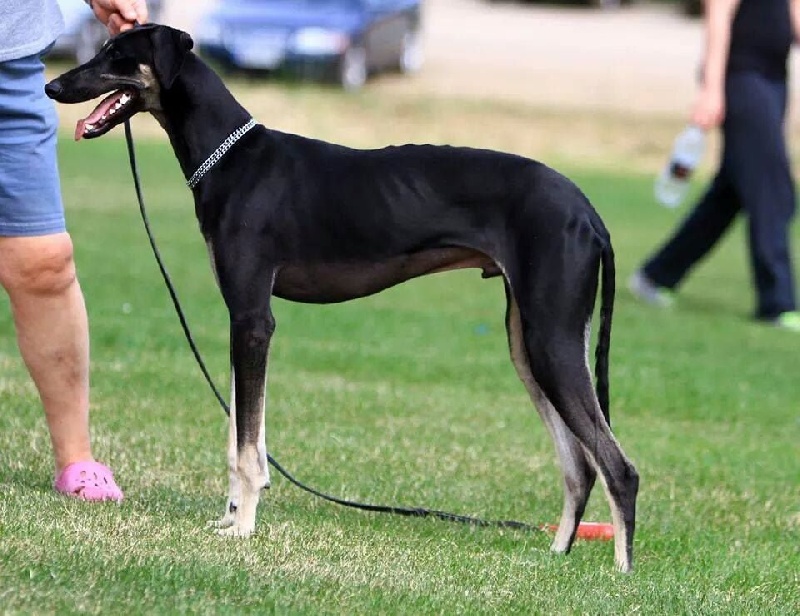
[210, 255, 276, 537]
[219, 314, 274, 537]
[216, 307, 274, 537]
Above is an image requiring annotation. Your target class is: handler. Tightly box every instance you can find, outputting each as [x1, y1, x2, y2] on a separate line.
[0, 0, 148, 500]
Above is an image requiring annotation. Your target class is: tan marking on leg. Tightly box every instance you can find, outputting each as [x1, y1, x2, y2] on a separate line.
[210, 370, 240, 529]
[582, 447, 632, 573]
[217, 372, 269, 538]
[205, 240, 221, 286]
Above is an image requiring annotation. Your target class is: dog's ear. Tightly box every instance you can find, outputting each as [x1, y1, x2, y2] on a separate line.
[152, 26, 194, 89]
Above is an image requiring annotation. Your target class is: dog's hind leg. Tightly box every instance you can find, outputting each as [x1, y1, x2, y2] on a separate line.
[504, 282, 597, 556]
[507, 240, 638, 571]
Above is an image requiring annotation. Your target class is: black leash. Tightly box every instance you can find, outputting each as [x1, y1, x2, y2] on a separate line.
[122, 119, 544, 534]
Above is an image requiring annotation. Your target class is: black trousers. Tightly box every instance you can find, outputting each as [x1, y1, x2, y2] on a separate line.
[644, 70, 797, 319]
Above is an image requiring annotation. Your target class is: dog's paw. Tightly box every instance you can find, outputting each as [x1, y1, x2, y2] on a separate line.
[215, 523, 255, 538]
[208, 515, 235, 529]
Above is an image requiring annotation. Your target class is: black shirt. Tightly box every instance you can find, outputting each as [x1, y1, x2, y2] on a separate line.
[728, 0, 793, 79]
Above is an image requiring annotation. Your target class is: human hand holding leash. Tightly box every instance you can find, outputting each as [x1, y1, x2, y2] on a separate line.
[86, 0, 149, 35]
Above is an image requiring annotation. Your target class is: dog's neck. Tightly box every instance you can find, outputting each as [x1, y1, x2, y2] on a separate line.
[154, 53, 253, 185]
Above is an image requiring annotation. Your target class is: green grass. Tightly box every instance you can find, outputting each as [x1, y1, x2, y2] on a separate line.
[0, 124, 798, 614]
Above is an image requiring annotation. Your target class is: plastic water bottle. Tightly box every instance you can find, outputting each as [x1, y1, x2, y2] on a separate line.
[654, 125, 706, 208]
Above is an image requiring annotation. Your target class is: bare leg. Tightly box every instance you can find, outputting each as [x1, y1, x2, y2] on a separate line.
[0, 234, 93, 475]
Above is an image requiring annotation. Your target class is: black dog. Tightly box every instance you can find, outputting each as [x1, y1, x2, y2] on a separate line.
[46, 25, 639, 571]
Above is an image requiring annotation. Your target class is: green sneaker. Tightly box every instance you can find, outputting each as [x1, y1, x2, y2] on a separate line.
[628, 270, 675, 308]
[774, 311, 800, 332]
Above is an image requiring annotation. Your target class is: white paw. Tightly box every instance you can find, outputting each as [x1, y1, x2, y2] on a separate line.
[215, 523, 255, 538]
[208, 516, 235, 529]
[550, 540, 570, 555]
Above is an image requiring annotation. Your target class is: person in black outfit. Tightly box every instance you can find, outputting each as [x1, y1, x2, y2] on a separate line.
[630, 0, 800, 331]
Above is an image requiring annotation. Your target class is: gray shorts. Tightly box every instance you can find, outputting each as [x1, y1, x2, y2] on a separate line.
[0, 49, 66, 237]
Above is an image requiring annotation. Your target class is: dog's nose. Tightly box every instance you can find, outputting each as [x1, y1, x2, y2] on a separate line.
[44, 80, 62, 99]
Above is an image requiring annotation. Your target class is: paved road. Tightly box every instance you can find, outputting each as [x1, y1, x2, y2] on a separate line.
[162, 0, 799, 118]
[405, 0, 704, 114]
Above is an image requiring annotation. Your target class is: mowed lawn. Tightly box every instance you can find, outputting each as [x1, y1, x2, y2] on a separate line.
[0, 89, 798, 613]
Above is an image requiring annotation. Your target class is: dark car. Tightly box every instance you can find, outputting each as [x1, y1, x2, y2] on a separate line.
[196, 0, 423, 90]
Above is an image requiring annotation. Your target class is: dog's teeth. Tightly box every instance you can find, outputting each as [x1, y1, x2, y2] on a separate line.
[85, 123, 94, 130]
[109, 107, 116, 115]
[120, 94, 131, 104]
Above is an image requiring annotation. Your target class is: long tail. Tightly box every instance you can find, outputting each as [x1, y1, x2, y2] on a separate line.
[594, 238, 615, 427]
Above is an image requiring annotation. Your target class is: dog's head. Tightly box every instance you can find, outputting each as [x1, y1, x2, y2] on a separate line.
[45, 24, 193, 140]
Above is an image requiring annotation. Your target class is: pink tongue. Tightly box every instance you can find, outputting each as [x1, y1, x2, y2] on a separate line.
[75, 119, 85, 142]
[73, 90, 125, 142]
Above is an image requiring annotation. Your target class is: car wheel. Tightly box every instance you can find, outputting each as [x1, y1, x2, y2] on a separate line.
[339, 46, 367, 91]
[398, 29, 423, 74]
[75, 21, 105, 65]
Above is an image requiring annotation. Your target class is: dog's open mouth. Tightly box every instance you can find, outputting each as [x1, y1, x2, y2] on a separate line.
[75, 88, 140, 141]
